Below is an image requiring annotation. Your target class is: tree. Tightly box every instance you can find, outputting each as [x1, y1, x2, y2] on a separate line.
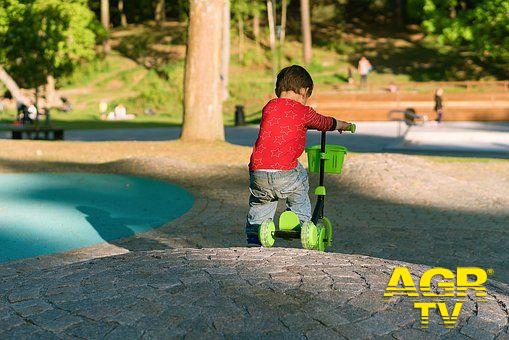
[101, 0, 110, 53]
[279, 0, 288, 48]
[252, 2, 260, 50]
[0, 65, 29, 105]
[0, 3, 27, 104]
[181, 0, 225, 142]
[300, 0, 312, 63]
[421, 0, 509, 62]
[266, 0, 277, 73]
[221, 0, 231, 101]
[155, 0, 166, 24]
[278, 0, 288, 69]
[232, 0, 250, 62]
[0, 0, 99, 106]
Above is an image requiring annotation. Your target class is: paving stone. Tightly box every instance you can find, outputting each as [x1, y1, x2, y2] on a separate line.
[64, 320, 117, 339]
[2, 323, 44, 338]
[356, 313, 402, 336]
[280, 313, 323, 332]
[105, 325, 143, 339]
[10, 299, 53, 317]
[0, 152, 508, 338]
[0, 314, 26, 332]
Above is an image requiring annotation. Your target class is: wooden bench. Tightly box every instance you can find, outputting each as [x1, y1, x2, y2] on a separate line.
[6, 125, 64, 140]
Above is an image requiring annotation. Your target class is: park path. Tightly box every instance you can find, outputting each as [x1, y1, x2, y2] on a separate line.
[2, 121, 507, 156]
[0, 140, 508, 338]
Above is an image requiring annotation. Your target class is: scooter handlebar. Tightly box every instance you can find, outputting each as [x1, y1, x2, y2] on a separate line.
[345, 123, 356, 133]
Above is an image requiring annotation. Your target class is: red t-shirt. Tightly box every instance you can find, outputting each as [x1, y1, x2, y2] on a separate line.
[249, 98, 336, 171]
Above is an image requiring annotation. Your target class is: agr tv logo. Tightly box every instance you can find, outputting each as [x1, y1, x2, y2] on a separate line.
[384, 267, 492, 328]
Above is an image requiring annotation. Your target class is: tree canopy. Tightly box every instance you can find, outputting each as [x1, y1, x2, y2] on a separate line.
[0, 0, 102, 88]
[421, 0, 509, 61]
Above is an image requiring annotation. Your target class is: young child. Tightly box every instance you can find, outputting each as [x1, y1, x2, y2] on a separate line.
[246, 65, 352, 245]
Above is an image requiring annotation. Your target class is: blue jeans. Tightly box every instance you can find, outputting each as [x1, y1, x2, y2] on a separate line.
[245, 163, 312, 245]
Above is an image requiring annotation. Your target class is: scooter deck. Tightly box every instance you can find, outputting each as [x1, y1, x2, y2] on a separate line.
[273, 229, 301, 240]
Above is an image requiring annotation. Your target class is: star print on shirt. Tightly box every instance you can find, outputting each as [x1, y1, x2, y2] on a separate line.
[285, 110, 297, 119]
[271, 162, 282, 169]
[259, 129, 272, 140]
[285, 99, 297, 107]
[252, 158, 264, 167]
[280, 125, 291, 135]
[256, 144, 266, 153]
[270, 148, 284, 158]
[267, 116, 281, 126]
[273, 135, 286, 145]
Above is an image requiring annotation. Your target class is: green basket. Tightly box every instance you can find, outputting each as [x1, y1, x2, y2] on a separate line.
[305, 145, 348, 174]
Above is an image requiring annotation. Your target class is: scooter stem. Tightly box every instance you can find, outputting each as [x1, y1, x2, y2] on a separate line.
[319, 131, 326, 186]
[311, 131, 327, 224]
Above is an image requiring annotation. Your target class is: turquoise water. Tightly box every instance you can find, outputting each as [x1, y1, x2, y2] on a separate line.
[0, 173, 194, 263]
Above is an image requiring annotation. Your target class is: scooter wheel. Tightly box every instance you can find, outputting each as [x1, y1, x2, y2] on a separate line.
[320, 217, 333, 248]
[316, 226, 326, 252]
[259, 219, 275, 248]
[301, 221, 318, 250]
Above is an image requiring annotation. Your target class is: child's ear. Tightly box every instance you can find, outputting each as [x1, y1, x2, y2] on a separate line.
[300, 88, 309, 97]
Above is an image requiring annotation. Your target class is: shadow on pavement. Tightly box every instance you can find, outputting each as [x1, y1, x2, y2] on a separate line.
[0, 157, 507, 285]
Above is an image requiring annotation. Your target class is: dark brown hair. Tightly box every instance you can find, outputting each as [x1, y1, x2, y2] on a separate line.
[275, 65, 314, 97]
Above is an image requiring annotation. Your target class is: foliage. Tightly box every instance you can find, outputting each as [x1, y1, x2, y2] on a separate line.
[232, 0, 251, 19]
[421, 0, 509, 61]
[127, 61, 184, 112]
[0, 0, 102, 88]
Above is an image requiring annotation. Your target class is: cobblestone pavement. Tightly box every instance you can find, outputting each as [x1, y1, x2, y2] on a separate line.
[0, 141, 508, 337]
[1, 248, 508, 339]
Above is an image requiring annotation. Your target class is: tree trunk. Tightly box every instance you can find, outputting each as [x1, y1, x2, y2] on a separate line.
[238, 14, 244, 61]
[0, 65, 29, 105]
[45, 75, 61, 108]
[300, 0, 312, 64]
[155, 0, 166, 24]
[221, 0, 230, 101]
[181, 0, 225, 142]
[280, 0, 287, 47]
[266, 0, 277, 74]
[395, 0, 403, 27]
[253, 6, 260, 49]
[279, 0, 287, 68]
[101, 0, 111, 53]
[118, 0, 127, 27]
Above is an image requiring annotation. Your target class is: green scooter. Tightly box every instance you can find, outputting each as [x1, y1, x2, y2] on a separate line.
[258, 124, 356, 251]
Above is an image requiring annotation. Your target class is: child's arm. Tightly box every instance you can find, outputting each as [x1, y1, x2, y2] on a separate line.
[305, 107, 353, 132]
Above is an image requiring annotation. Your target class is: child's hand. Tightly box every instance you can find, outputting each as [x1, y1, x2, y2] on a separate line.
[337, 121, 353, 133]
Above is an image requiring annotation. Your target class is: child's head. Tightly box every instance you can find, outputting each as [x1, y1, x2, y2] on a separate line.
[275, 65, 314, 103]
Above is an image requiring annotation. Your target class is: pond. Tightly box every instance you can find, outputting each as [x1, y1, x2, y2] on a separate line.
[0, 173, 194, 263]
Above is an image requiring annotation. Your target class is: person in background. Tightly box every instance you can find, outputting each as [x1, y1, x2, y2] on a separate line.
[347, 67, 354, 85]
[358, 56, 372, 88]
[60, 96, 72, 112]
[434, 88, 444, 123]
[114, 104, 136, 120]
[27, 104, 38, 121]
[114, 104, 127, 119]
[99, 100, 108, 120]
